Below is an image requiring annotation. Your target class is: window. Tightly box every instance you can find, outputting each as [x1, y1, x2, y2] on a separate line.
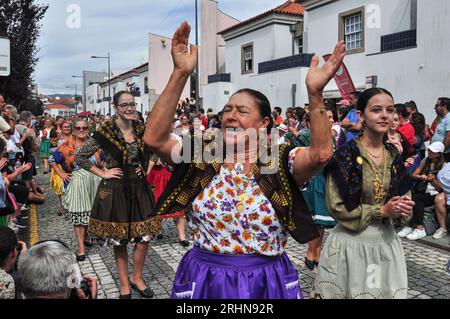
[241, 43, 254, 74]
[144, 77, 149, 94]
[297, 36, 304, 54]
[344, 14, 362, 50]
[339, 7, 365, 54]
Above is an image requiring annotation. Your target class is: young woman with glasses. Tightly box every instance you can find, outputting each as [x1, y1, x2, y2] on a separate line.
[52, 119, 103, 262]
[75, 91, 160, 299]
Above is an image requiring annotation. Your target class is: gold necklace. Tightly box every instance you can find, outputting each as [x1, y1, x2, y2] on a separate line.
[364, 147, 388, 203]
[231, 163, 253, 213]
[361, 141, 383, 158]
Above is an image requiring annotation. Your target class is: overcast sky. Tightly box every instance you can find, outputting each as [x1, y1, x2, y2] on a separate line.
[35, 0, 279, 95]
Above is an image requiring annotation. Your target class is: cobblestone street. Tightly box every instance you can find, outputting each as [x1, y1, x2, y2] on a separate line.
[32, 172, 450, 299]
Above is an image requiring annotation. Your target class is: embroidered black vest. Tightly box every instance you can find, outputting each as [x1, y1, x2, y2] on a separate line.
[326, 139, 411, 212]
[156, 143, 319, 245]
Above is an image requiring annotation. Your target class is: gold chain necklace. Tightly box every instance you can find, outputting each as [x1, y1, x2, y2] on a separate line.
[226, 164, 250, 213]
[363, 146, 388, 203]
[362, 144, 383, 158]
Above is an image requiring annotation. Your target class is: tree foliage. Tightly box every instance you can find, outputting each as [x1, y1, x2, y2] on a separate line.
[0, 0, 48, 114]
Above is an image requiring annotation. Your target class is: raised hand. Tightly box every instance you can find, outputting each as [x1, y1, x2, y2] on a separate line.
[172, 21, 198, 77]
[306, 41, 346, 96]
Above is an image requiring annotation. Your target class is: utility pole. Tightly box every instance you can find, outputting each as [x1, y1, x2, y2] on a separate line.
[195, 0, 200, 113]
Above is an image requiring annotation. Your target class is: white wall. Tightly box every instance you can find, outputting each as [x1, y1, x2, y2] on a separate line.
[148, 33, 191, 109]
[305, 0, 448, 123]
[203, 81, 233, 113]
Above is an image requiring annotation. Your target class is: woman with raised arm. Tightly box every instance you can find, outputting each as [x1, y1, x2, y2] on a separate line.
[75, 91, 161, 299]
[144, 22, 345, 299]
[312, 88, 415, 299]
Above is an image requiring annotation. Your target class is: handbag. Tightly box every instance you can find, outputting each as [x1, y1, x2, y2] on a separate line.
[413, 180, 428, 194]
[0, 192, 18, 217]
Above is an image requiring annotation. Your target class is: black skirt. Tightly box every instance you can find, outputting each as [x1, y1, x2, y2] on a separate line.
[88, 169, 161, 245]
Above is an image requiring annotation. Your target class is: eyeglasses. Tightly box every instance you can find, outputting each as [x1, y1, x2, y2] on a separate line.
[75, 126, 88, 131]
[62, 126, 71, 129]
[118, 102, 137, 110]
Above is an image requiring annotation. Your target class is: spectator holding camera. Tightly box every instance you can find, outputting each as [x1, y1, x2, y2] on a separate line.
[0, 226, 26, 299]
[398, 142, 446, 240]
[18, 240, 97, 299]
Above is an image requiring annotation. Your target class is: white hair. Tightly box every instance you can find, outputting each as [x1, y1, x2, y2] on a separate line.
[18, 241, 76, 299]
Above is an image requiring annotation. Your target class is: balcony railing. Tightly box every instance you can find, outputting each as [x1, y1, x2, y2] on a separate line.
[381, 29, 417, 52]
[208, 73, 231, 84]
[259, 53, 314, 74]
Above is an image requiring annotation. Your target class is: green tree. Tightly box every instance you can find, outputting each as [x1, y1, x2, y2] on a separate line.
[0, 0, 48, 113]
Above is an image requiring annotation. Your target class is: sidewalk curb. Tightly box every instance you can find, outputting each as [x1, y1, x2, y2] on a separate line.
[417, 238, 450, 253]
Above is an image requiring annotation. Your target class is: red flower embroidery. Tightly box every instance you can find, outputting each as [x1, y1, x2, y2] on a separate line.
[222, 214, 233, 223]
[215, 221, 226, 231]
[220, 239, 231, 247]
[242, 230, 252, 241]
[232, 245, 244, 255]
[225, 188, 235, 197]
[261, 216, 273, 226]
[212, 245, 221, 253]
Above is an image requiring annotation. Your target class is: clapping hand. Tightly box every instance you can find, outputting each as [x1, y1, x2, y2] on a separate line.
[382, 196, 414, 219]
[306, 41, 346, 96]
[14, 162, 33, 174]
[172, 21, 198, 77]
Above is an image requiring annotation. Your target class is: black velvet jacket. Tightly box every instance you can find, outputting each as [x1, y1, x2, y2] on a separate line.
[155, 142, 319, 245]
[326, 138, 411, 212]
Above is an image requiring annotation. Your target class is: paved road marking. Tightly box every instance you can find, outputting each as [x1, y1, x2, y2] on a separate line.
[29, 204, 39, 246]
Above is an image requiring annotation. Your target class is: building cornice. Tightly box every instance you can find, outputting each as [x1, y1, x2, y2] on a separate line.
[301, 0, 338, 11]
[221, 13, 303, 42]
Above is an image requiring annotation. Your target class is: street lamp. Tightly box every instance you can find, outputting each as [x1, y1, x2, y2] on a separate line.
[91, 53, 111, 115]
[72, 75, 84, 112]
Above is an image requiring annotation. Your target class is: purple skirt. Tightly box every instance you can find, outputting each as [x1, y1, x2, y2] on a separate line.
[171, 246, 303, 299]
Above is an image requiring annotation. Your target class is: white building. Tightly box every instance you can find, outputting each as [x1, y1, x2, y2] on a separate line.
[203, 1, 308, 113]
[44, 104, 75, 118]
[200, 0, 240, 97]
[87, 63, 149, 116]
[203, 0, 449, 123]
[148, 33, 192, 109]
[302, 0, 449, 123]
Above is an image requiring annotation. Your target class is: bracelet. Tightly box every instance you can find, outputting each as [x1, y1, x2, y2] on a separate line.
[308, 105, 326, 113]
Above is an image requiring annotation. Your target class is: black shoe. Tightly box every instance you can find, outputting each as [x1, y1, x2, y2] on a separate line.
[314, 260, 319, 267]
[76, 254, 86, 262]
[304, 257, 315, 271]
[130, 280, 154, 299]
[119, 294, 131, 299]
[179, 240, 190, 247]
[156, 234, 163, 240]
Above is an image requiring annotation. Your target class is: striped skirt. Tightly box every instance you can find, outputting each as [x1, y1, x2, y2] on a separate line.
[63, 169, 102, 226]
